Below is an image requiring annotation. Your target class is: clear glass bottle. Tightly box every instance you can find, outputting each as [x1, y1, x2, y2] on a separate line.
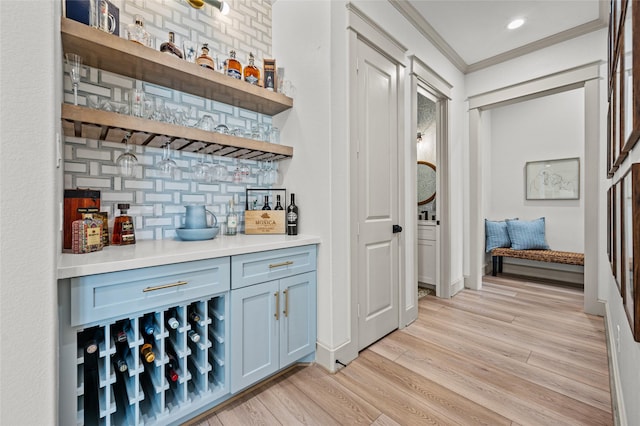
[225, 198, 238, 235]
[243, 52, 260, 85]
[274, 194, 284, 210]
[196, 43, 215, 70]
[112, 203, 136, 245]
[159, 31, 183, 59]
[127, 15, 151, 47]
[226, 50, 242, 80]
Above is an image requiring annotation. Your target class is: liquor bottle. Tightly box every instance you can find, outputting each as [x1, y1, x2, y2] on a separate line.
[112, 203, 135, 245]
[287, 193, 298, 235]
[274, 194, 284, 210]
[166, 308, 179, 330]
[140, 340, 156, 363]
[225, 199, 237, 236]
[159, 32, 183, 59]
[226, 50, 242, 80]
[127, 15, 151, 47]
[262, 195, 271, 210]
[187, 329, 201, 343]
[196, 43, 216, 70]
[243, 52, 260, 85]
[142, 314, 155, 336]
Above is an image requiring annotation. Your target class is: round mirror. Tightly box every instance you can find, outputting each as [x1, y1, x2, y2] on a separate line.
[417, 161, 436, 205]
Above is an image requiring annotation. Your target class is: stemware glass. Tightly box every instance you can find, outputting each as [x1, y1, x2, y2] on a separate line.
[157, 141, 177, 179]
[239, 161, 251, 182]
[191, 144, 210, 181]
[264, 160, 279, 185]
[115, 132, 138, 177]
[231, 159, 243, 184]
[65, 53, 83, 106]
[210, 156, 229, 182]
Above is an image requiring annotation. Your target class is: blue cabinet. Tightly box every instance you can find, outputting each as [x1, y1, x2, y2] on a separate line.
[230, 245, 317, 393]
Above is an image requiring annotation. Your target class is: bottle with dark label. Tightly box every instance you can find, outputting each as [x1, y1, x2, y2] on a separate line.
[159, 31, 183, 59]
[112, 203, 135, 245]
[226, 50, 242, 79]
[262, 195, 271, 210]
[287, 193, 298, 235]
[274, 194, 284, 210]
[243, 52, 260, 85]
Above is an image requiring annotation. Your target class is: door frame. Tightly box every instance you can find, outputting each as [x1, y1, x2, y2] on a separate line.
[347, 4, 407, 351]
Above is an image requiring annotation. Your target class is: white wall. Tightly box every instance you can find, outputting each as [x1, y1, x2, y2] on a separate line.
[0, 1, 59, 424]
[488, 89, 585, 253]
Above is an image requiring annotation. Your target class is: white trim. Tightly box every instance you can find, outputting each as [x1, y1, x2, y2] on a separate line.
[604, 301, 629, 426]
[410, 55, 452, 99]
[346, 3, 407, 66]
[468, 61, 602, 110]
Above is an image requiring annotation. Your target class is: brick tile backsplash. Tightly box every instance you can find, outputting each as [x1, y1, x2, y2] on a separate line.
[64, 0, 281, 241]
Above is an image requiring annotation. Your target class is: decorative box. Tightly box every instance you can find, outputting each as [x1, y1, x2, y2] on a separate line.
[244, 188, 286, 234]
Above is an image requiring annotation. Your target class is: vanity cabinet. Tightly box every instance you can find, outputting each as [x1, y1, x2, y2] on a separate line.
[230, 245, 317, 393]
[417, 222, 436, 285]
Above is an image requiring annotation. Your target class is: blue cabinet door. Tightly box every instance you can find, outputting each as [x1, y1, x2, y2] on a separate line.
[279, 272, 316, 367]
[230, 280, 279, 393]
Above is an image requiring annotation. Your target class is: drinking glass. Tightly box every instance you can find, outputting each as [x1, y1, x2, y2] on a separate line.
[65, 53, 83, 105]
[116, 132, 138, 177]
[239, 161, 251, 181]
[129, 89, 145, 117]
[191, 144, 210, 181]
[210, 157, 229, 182]
[157, 141, 177, 179]
[231, 159, 243, 184]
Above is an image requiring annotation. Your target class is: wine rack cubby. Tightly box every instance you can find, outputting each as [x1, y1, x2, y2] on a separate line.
[75, 295, 228, 426]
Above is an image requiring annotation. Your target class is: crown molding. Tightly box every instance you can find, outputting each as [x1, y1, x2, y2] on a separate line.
[389, 0, 608, 75]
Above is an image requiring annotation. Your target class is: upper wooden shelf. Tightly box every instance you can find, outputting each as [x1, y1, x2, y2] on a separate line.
[61, 17, 293, 116]
[61, 104, 293, 160]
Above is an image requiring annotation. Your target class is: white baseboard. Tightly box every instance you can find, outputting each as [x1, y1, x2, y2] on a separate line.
[604, 301, 628, 426]
[315, 341, 358, 373]
[450, 277, 464, 296]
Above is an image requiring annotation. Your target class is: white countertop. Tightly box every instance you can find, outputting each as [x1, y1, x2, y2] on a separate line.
[58, 234, 321, 279]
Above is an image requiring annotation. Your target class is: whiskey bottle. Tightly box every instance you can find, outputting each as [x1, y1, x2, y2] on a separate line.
[243, 52, 260, 85]
[226, 50, 242, 80]
[274, 194, 284, 210]
[127, 15, 151, 47]
[159, 32, 183, 59]
[112, 203, 135, 245]
[196, 43, 216, 70]
[287, 193, 298, 235]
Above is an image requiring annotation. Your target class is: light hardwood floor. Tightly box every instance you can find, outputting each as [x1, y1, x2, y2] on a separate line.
[188, 275, 612, 425]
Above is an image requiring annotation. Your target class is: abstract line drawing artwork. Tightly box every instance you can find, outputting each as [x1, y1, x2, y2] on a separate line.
[525, 157, 580, 200]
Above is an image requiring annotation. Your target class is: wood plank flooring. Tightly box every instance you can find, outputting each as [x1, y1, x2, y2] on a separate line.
[188, 275, 612, 425]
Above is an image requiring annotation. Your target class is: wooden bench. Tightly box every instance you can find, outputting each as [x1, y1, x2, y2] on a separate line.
[491, 248, 584, 276]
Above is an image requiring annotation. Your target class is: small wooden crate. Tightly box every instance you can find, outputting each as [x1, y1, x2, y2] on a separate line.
[244, 210, 286, 234]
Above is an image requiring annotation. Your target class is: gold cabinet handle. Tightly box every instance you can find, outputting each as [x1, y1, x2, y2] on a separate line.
[283, 288, 289, 317]
[142, 280, 188, 293]
[274, 291, 280, 320]
[269, 260, 294, 269]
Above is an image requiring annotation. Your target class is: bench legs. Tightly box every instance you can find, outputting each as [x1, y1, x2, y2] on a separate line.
[492, 256, 504, 276]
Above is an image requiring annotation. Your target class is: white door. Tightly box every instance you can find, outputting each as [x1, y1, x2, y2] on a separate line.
[356, 39, 400, 351]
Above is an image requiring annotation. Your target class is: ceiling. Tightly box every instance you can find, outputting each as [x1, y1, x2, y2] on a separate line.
[390, 0, 608, 73]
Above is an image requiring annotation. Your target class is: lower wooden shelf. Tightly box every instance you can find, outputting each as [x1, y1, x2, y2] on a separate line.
[61, 104, 293, 160]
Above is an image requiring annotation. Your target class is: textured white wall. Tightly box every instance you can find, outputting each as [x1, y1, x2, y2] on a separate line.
[488, 89, 585, 252]
[0, 1, 59, 424]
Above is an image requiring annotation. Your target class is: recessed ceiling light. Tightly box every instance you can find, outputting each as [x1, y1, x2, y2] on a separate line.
[508, 18, 525, 30]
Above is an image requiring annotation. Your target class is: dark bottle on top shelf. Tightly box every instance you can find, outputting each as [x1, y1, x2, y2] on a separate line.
[262, 195, 271, 210]
[274, 194, 284, 210]
[287, 193, 298, 235]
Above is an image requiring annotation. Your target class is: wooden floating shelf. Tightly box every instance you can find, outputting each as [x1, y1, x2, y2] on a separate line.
[61, 104, 293, 160]
[61, 17, 293, 116]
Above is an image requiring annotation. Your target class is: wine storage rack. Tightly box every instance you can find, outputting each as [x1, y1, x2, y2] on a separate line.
[75, 295, 228, 425]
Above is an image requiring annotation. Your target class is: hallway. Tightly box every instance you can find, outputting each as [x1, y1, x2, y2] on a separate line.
[190, 275, 612, 425]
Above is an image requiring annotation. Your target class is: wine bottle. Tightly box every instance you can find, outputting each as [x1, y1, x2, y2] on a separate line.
[165, 345, 181, 384]
[84, 327, 102, 355]
[140, 338, 156, 363]
[142, 314, 155, 336]
[166, 309, 179, 330]
[262, 195, 271, 210]
[188, 309, 201, 325]
[187, 329, 201, 343]
[112, 321, 129, 345]
[274, 194, 284, 210]
[287, 193, 298, 235]
[111, 350, 129, 373]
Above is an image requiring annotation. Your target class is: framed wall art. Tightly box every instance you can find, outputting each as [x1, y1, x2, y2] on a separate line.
[525, 157, 580, 200]
[620, 163, 640, 341]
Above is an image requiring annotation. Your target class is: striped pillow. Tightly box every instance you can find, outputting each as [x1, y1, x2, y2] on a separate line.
[506, 217, 550, 250]
[485, 219, 511, 253]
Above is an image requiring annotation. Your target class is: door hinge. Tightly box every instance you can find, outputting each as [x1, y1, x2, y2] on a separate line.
[357, 303, 360, 318]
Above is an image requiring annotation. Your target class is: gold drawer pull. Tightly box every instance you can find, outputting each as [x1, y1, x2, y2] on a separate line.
[283, 289, 289, 317]
[269, 260, 294, 269]
[143, 280, 188, 293]
[274, 291, 280, 320]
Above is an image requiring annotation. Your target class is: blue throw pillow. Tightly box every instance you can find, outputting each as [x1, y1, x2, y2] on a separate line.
[485, 219, 512, 253]
[506, 217, 550, 250]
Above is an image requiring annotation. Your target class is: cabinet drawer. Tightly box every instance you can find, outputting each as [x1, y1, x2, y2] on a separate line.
[231, 245, 317, 289]
[417, 225, 436, 241]
[71, 257, 230, 326]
